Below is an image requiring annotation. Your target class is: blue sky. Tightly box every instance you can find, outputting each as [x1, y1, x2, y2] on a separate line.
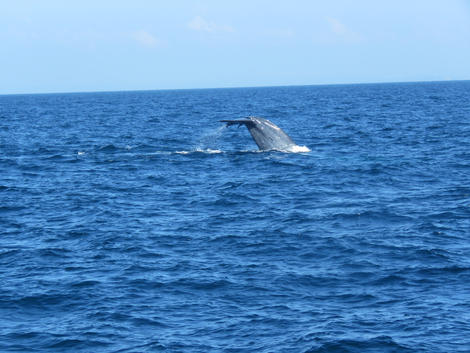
[1, 0, 470, 94]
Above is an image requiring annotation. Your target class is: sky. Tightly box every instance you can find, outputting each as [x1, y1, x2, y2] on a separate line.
[1, 0, 470, 94]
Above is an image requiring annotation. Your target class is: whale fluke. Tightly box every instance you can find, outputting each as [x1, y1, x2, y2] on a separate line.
[220, 119, 254, 128]
[221, 116, 300, 151]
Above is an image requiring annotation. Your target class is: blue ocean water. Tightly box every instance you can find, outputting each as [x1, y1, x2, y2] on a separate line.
[1, 81, 470, 352]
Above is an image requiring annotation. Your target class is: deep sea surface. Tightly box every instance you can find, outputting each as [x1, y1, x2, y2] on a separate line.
[1, 81, 470, 353]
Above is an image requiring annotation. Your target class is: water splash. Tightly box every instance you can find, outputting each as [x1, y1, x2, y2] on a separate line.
[195, 125, 226, 151]
[284, 145, 311, 153]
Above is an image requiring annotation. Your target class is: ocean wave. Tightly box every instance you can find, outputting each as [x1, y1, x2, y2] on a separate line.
[305, 335, 414, 353]
[2, 82, 470, 353]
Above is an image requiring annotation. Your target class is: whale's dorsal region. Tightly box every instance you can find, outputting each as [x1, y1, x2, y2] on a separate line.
[220, 116, 296, 151]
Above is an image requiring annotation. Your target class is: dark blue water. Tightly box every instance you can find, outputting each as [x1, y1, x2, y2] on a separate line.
[1, 81, 470, 352]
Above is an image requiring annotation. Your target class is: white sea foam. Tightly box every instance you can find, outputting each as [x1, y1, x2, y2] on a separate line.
[285, 145, 311, 153]
[175, 148, 223, 155]
[240, 149, 263, 153]
[163, 146, 308, 155]
[260, 145, 311, 153]
[196, 148, 223, 154]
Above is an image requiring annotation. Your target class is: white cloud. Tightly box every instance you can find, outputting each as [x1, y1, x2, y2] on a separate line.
[132, 30, 160, 48]
[188, 16, 214, 32]
[187, 16, 234, 33]
[327, 17, 348, 36]
[326, 17, 363, 43]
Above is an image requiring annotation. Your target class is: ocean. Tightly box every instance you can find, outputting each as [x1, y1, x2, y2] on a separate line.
[1, 81, 470, 352]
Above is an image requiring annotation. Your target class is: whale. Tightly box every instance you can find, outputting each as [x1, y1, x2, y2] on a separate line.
[220, 116, 300, 151]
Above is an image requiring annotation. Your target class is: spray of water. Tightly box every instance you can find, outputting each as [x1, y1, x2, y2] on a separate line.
[195, 125, 226, 152]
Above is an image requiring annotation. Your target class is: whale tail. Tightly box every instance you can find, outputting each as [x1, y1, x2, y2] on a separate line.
[220, 116, 298, 151]
[220, 119, 255, 128]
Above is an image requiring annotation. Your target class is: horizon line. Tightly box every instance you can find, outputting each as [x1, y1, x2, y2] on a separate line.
[1, 79, 469, 97]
